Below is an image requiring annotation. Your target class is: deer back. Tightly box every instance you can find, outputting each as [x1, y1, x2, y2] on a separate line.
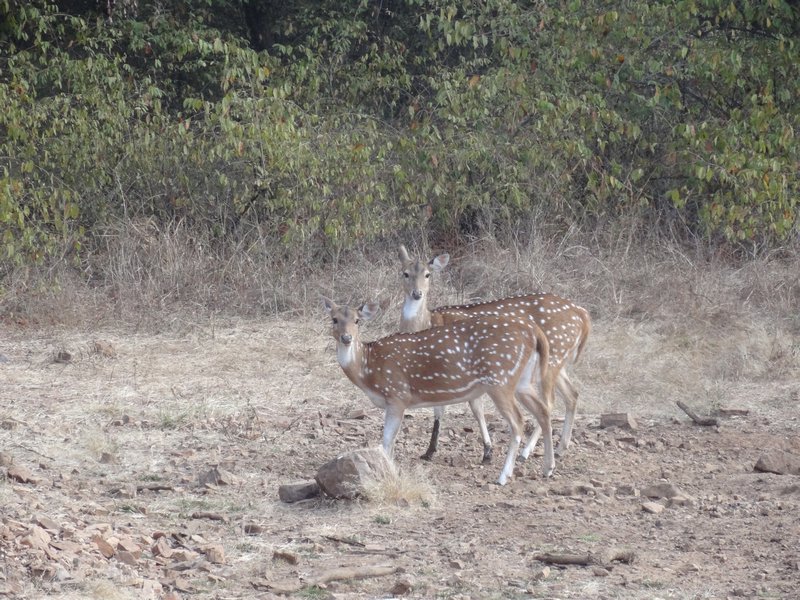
[363, 316, 539, 404]
[431, 294, 588, 367]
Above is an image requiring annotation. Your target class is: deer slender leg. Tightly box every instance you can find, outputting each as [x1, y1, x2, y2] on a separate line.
[466, 397, 493, 464]
[489, 391, 525, 486]
[382, 406, 405, 458]
[555, 372, 579, 456]
[516, 387, 555, 477]
[420, 406, 444, 460]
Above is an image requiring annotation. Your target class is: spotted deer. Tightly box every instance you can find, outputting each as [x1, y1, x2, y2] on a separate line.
[321, 296, 557, 485]
[398, 245, 591, 462]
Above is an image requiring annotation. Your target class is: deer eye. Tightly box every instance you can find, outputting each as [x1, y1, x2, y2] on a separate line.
[425, 273, 431, 278]
[403, 272, 409, 278]
[332, 318, 338, 324]
[355, 319, 360, 325]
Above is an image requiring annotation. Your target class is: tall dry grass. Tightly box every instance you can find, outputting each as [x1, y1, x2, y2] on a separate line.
[2, 219, 798, 384]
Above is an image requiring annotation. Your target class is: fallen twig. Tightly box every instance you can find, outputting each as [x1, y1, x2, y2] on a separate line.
[136, 483, 175, 492]
[322, 534, 365, 547]
[191, 511, 228, 522]
[309, 564, 401, 586]
[534, 548, 636, 567]
[676, 401, 719, 426]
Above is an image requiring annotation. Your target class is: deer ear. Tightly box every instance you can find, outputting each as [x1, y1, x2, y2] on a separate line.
[358, 301, 381, 321]
[398, 245, 411, 263]
[429, 253, 450, 271]
[320, 295, 336, 315]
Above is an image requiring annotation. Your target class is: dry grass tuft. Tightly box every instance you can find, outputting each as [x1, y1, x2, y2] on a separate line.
[361, 461, 436, 508]
[80, 580, 138, 600]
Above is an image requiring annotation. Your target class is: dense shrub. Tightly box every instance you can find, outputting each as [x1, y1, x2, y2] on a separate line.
[1, 0, 798, 272]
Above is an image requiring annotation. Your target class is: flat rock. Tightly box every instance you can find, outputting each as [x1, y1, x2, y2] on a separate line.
[600, 413, 638, 430]
[641, 482, 691, 500]
[203, 544, 225, 564]
[551, 481, 595, 496]
[641, 501, 665, 514]
[199, 466, 239, 486]
[754, 451, 800, 475]
[278, 480, 320, 503]
[315, 447, 394, 500]
[273, 550, 299, 565]
[7, 464, 41, 484]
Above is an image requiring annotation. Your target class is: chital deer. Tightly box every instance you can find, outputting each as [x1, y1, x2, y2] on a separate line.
[321, 296, 557, 485]
[398, 245, 591, 462]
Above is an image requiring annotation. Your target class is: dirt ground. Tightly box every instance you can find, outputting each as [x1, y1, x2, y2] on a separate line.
[1, 312, 799, 600]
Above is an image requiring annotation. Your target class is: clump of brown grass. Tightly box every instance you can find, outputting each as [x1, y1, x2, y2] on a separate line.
[361, 461, 436, 507]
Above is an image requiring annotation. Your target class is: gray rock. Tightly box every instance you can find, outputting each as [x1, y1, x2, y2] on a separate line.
[315, 447, 394, 499]
[642, 482, 692, 500]
[600, 413, 638, 430]
[754, 451, 800, 475]
[278, 480, 320, 503]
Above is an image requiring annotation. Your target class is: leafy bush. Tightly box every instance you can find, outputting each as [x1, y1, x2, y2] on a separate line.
[1, 0, 798, 274]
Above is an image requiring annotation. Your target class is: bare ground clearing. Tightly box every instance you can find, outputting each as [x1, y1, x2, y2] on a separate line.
[1, 314, 799, 600]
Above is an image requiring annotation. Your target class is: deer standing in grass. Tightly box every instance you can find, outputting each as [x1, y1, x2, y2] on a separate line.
[321, 296, 557, 485]
[398, 245, 591, 463]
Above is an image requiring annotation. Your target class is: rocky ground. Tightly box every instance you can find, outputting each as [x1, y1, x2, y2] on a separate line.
[1, 316, 799, 599]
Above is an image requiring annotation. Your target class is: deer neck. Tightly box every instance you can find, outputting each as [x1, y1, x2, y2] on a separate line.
[337, 340, 370, 386]
[400, 296, 432, 333]
[337, 342, 388, 408]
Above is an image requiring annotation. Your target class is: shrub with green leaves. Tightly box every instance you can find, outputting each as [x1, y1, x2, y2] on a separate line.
[1, 0, 798, 273]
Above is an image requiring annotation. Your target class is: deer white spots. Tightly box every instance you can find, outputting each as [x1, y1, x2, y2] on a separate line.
[398, 246, 592, 461]
[322, 296, 556, 484]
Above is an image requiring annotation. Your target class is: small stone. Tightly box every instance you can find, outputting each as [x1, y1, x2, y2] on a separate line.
[616, 484, 640, 497]
[21, 526, 51, 551]
[754, 451, 800, 475]
[141, 579, 163, 600]
[170, 548, 200, 562]
[592, 566, 610, 577]
[641, 501, 665, 514]
[388, 578, 413, 596]
[203, 544, 225, 564]
[551, 481, 595, 496]
[117, 550, 139, 566]
[243, 523, 264, 534]
[152, 537, 173, 558]
[532, 566, 550, 581]
[93, 536, 116, 558]
[93, 340, 116, 358]
[198, 466, 239, 486]
[273, 550, 299, 565]
[7, 464, 41, 484]
[642, 482, 691, 500]
[118, 538, 141, 558]
[278, 481, 320, 503]
[0, 451, 13, 466]
[107, 483, 137, 499]
[54, 350, 72, 363]
[347, 408, 367, 419]
[668, 495, 694, 507]
[600, 413, 638, 430]
[35, 515, 60, 531]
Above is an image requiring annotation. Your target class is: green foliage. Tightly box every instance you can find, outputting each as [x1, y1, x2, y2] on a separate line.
[1, 0, 798, 272]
